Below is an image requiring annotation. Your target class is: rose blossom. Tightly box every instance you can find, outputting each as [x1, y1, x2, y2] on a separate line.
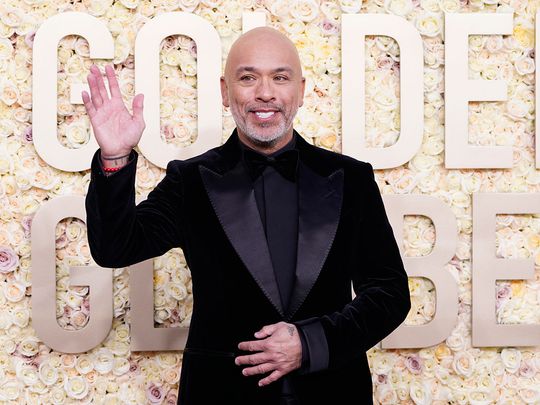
[405, 355, 423, 374]
[0, 246, 18, 273]
[146, 383, 165, 404]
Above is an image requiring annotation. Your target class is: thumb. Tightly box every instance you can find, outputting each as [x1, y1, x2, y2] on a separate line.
[132, 93, 144, 123]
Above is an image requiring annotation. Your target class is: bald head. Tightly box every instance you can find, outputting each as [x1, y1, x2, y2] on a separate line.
[224, 27, 303, 81]
[220, 27, 305, 153]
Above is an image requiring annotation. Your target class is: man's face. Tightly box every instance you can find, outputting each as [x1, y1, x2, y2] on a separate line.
[221, 32, 305, 148]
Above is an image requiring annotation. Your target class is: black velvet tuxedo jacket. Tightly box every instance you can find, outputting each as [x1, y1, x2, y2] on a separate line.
[85, 130, 410, 405]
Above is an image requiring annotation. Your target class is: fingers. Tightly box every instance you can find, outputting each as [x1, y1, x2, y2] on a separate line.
[254, 323, 279, 339]
[132, 93, 144, 124]
[105, 64, 121, 99]
[258, 370, 282, 387]
[92, 65, 110, 102]
[81, 91, 96, 118]
[235, 352, 271, 367]
[87, 71, 103, 109]
[241, 362, 274, 377]
[238, 339, 265, 352]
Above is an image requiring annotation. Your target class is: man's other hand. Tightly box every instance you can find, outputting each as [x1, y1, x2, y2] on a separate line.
[236, 322, 302, 387]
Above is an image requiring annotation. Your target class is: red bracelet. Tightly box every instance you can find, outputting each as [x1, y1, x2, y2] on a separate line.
[103, 166, 123, 172]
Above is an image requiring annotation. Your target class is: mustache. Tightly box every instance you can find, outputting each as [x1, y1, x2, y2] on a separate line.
[246, 104, 283, 112]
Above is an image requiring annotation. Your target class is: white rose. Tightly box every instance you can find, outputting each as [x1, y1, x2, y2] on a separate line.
[4, 281, 25, 302]
[65, 121, 90, 148]
[0, 80, 19, 105]
[446, 332, 466, 352]
[0, 38, 13, 60]
[0, 381, 20, 400]
[94, 348, 114, 374]
[501, 348, 522, 373]
[112, 357, 130, 376]
[12, 307, 29, 327]
[74, 37, 90, 57]
[339, 0, 362, 13]
[439, 0, 460, 12]
[385, 0, 413, 16]
[114, 324, 130, 342]
[375, 384, 398, 404]
[48, 386, 67, 404]
[64, 54, 84, 77]
[415, 12, 442, 37]
[180, 56, 197, 77]
[155, 308, 171, 324]
[64, 376, 89, 400]
[39, 363, 59, 386]
[16, 362, 39, 386]
[409, 380, 432, 405]
[113, 33, 131, 64]
[452, 351, 475, 377]
[290, 0, 319, 22]
[371, 352, 396, 374]
[75, 354, 94, 374]
[120, 0, 139, 8]
[515, 56, 535, 75]
[0, 311, 12, 330]
[165, 282, 187, 301]
[519, 388, 540, 404]
[177, 0, 199, 11]
[19, 336, 39, 356]
[506, 98, 528, 118]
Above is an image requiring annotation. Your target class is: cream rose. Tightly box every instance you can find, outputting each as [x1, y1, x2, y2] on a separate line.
[94, 348, 114, 374]
[4, 281, 25, 302]
[64, 376, 89, 400]
[39, 363, 59, 386]
[501, 348, 522, 373]
[415, 12, 442, 37]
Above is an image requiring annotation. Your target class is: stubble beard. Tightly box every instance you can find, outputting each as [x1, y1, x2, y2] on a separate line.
[231, 103, 297, 150]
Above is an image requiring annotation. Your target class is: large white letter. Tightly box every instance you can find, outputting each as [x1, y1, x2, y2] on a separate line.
[536, 13, 540, 168]
[342, 14, 423, 169]
[31, 196, 113, 353]
[135, 13, 222, 168]
[32, 12, 114, 172]
[445, 13, 513, 168]
[473, 193, 540, 346]
[381, 195, 458, 348]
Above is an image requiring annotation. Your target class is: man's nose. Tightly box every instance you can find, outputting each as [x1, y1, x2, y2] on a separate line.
[255, 78, 275, 102]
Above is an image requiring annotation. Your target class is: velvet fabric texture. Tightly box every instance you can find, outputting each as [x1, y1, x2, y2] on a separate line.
[85, 130, 411, 405]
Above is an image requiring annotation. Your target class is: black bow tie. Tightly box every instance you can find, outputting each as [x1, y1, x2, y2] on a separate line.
[243, 149, 299, 182]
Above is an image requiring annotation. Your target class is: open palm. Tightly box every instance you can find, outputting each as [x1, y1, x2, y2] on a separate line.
[82, 65, 145, 158]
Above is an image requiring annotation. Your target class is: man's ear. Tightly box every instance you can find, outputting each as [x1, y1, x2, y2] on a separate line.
[299, 77, 306, 107]
[220, 76, 229, 107]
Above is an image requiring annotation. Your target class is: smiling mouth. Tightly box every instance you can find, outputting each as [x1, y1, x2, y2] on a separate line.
[254, 111, 275, 119]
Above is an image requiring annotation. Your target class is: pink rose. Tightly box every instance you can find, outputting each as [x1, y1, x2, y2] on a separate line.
[405, 355, 423, 374]
[0, 247, 19, 273]
[146, 383, 164, 404]
[164, 390, 178, 405]
[21, 216, 32, 238]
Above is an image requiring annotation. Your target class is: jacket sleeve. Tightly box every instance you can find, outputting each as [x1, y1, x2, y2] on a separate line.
[85, 149, 185, 268]
[295, 162, 411, 373]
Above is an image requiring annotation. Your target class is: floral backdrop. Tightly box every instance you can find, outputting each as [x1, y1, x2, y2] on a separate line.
[0, 0, 538, 403]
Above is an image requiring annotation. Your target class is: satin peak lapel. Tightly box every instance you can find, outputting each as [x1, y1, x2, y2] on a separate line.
[287, 163, 344, 319]
[199, 163, 285, 317]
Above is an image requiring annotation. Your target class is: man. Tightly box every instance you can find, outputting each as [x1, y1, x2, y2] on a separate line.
[84, 27, 410, 405]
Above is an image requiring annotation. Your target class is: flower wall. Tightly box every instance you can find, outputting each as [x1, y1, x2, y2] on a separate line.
[0, 0, 538, 403]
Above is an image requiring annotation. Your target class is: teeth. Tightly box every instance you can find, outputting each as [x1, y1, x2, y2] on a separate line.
[255, 112, 274, 119]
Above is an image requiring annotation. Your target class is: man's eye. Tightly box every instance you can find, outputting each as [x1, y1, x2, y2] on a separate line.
[275, 76, 288, 81]
[240, 76, 254, 81]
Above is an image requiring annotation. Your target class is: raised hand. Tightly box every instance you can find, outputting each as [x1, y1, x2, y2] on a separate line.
[82, 64, 145, 159]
